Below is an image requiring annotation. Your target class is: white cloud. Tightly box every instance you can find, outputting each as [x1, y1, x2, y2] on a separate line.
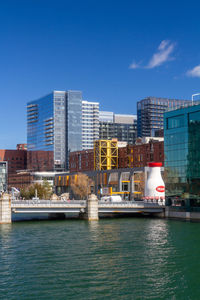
[129, 61, 141, 69]
[158, 40, 169, 50]
[147, 40, 175, 69]
[129, 40, 175, 70]
[186, 65, 200, 77]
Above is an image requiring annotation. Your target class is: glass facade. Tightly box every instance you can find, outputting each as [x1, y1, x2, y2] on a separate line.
[66, 91, 82, 169]
[164, 103, 200, 200]
[27, 90, 82, 171]
[137, 97, 192, 137]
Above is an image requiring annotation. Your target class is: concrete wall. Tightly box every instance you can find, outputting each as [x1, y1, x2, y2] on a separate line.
[165, 207, 200, 221]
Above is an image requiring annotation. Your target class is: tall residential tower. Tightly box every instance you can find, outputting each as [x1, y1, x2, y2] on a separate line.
[82, 100, 99, 150]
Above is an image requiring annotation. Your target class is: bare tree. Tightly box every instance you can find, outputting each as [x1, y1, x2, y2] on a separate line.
[70, 173, 94, 199]
[134, 172, 145, 197]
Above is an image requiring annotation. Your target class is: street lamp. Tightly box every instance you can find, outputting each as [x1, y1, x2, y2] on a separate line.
[192, 93, 200, 104]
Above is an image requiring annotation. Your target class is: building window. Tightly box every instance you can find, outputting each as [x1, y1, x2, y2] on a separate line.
[167, 114, 184, 129]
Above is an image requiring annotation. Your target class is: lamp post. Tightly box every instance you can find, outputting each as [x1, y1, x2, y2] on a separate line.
[192, 93, 200, 104]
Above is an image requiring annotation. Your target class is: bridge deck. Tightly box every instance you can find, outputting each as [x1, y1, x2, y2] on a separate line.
[11, 200, 164, 214]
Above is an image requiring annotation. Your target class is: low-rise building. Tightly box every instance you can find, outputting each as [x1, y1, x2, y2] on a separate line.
[0, 148, 27, 175]
[0, 146, 27, 189]
[69, 138, 164, 172]
[8, 170, 66, 190]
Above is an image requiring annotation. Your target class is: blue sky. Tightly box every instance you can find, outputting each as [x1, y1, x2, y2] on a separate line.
[1, 0, 200, 149]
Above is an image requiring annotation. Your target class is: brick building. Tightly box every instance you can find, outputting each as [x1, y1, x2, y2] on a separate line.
[27, 151, 54, 171]
[0, 149, 27, 175]
[8, 171, 33, 189]
[69, 149, 94, 172]
[0, 148, 27, 189]
[69, 139, 164, 172]
[125, 140, 164, 168]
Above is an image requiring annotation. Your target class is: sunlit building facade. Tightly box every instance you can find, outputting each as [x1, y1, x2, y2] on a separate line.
[82, 101, 99, 150]
[27, 90, 82, 171]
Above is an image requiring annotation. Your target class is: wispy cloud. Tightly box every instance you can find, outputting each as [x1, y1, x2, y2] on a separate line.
[147, 40, 175, 68]
[129, 61, 141, 69]
[129, 40, 176, 69]
[186, 65, 200, 77]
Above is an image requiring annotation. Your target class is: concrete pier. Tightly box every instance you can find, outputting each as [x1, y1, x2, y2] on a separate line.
[0, 193, 12, 224]
[85, 194, 99, 221]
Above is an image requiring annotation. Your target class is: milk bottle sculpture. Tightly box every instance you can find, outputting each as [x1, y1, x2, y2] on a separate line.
[144, 162, 165, 205]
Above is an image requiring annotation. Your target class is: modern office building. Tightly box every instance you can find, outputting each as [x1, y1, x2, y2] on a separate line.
[99, 111, 137, 144]
[82, 100, 99, 150]
[137, 96, 192, 137]
[0, 161, 7, 192]
[27, 90, 82, 171]
[164, 101, 200, 200]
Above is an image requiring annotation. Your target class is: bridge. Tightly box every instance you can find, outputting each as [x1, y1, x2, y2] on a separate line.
[0, 194, 165, 223]
[11, 200, 164, 214]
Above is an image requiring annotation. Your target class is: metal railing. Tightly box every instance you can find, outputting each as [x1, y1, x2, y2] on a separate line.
[98, 201, 164, 207]
[11, 200, 86, 206]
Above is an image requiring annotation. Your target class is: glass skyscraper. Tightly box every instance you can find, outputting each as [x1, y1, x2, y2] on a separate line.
[137, 97, 191, 137]
[164, 101, 200, 200]
[27, 90, 82, 171]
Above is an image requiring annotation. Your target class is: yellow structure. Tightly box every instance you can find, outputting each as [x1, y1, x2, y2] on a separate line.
[94, 140, 118, 171]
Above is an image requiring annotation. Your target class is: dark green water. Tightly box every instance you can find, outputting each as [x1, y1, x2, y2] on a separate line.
[0, 218, 200, 300]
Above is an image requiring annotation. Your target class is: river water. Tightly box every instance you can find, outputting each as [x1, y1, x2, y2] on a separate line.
[0, 218, 200, 299]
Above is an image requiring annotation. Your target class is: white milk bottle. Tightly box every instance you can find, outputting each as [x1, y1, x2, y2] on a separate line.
[144, 162, 165, 205]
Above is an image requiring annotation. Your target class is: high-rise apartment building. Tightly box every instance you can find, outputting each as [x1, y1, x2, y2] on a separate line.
[82, 100, 99, 150]
[27, 90, 82, 171]
[137, 97, 192, 137]
[99, 111, 137, 144]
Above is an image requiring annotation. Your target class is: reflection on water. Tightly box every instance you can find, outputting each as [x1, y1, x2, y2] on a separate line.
[0, 218, 200, 300]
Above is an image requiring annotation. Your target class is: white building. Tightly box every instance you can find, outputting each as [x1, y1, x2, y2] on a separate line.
[82, 100, 99, 150]
[0, 162, 7, 192]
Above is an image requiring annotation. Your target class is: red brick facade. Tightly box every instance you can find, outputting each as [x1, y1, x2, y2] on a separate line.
[0, 149, 27, 174]
[69, 141, 164, 172]
[69, 150, 94, 172]
[27, 151, 54, 171]
[122, 140, 164, 168]
[8, 172, 33, 189]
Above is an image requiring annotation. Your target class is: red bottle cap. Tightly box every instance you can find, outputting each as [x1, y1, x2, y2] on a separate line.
[148, 162, 162, 167]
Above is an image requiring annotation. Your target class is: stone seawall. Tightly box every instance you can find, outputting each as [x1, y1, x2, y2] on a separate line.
[165, 207, 200, 221]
